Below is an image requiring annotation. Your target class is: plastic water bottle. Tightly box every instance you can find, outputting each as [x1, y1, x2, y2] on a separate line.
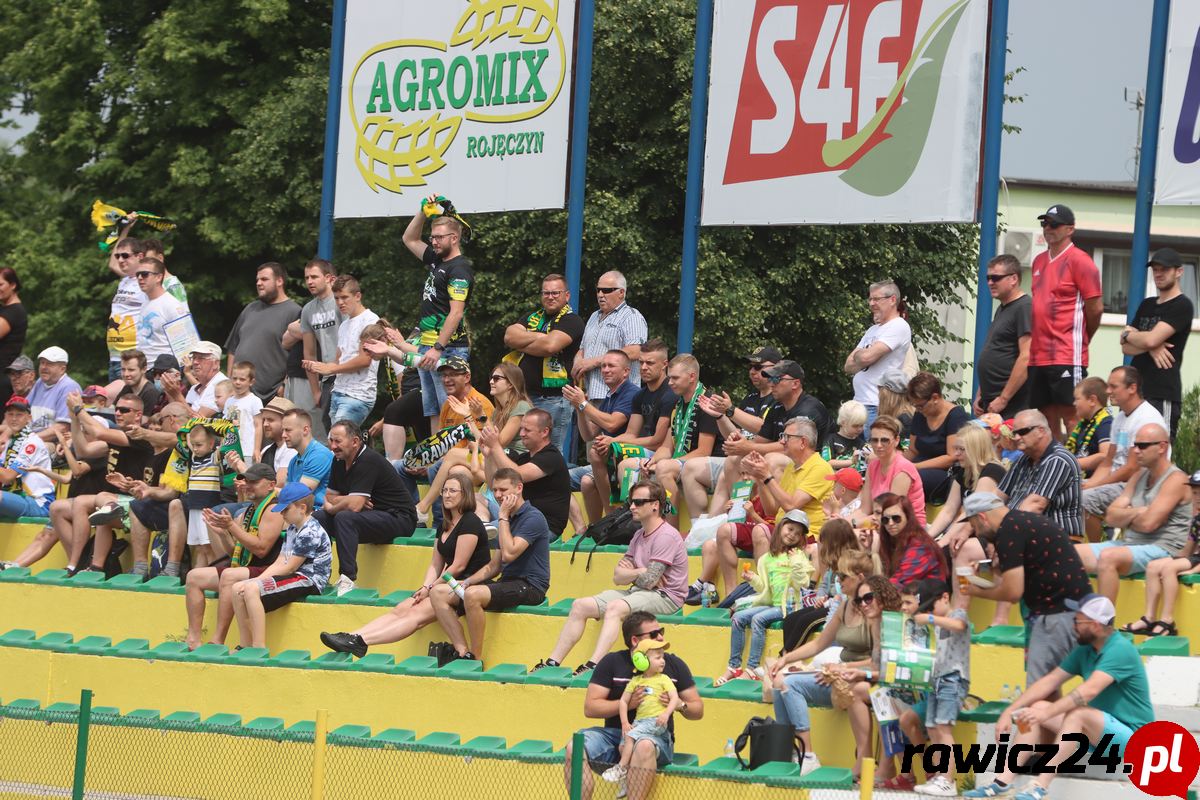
[724, 738, 736, 759]
[701, 587, 710, 608]
[785, 587, 796, 615]
[1001, 683, 1011, 703]
[399, 351, 420, 368]
[441, 572, 465, 599]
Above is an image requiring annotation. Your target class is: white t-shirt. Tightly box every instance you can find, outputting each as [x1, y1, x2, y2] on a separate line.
[109, 275, 146, 359]
[136, 292, 188, 360]
[851, 317, 912, 407]
[224, 393, 264, 458]
[1110, 401, 1168, 471]
[272, 442, 297, 473]
[186, 371, 228, 416]
[332, 309, 381, 403]
[4, 429, 54, 509]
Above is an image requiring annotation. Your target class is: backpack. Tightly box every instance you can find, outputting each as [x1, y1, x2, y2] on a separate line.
[570, 506, 640, 572]
[77, 537, 129, 579]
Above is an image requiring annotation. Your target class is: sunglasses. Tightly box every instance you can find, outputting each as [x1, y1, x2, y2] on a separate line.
[488, 374, 506, 382]
[638, 628, 665, 639]
[883, 514, 904, 524]
[1040, 221, 1064, 229]
[596, 286, 621, 294]
[868, 436, 892, 444]
[854, 592, 877, 606]
[135, 270, 161, 279]
[986, 273, 1015, 282]
[630, 497, 655, 506]
[1133, 440, 1166, 450]
[114, 252, 134, 260]
[115, 406, 138, 414]
[1013, 426, 1038, 437]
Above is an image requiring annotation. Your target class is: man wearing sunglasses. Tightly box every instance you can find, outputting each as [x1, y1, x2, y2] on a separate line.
[563, 611, 703, 800]
[1027, 205, 1102, 439]
[573, 272, 647, 403]
[974, 253, 1031, 417]
[105, 236, 147, 383]
[995, 409, 1083, 537]
[134, 257, 189, 365]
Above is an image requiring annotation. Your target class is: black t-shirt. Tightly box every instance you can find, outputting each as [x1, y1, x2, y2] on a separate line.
[828, 431, 865, 460]
[1131, 294, 1194, 402]
[285, 340, 306, 380]
[994, 510, 1091, 616]
[760, 393, 833, 446]
[514, 445, 570, 538]
[977, 294, 1032, 407]
[435, 511, 491, 579]
[117, 383, 162, 416]
[949, 461, 1006, 496]
[738, 390, 774, 419]
[241, 498, 285, 567]
[910, 405, 971, 460]
[671, 394, 725, 457]
[633, 382, 676, 439]
[328, 446, 417, 524]
[69, 455, 111, 497]
[0, 302, 28, 370]
[590, 650, 696, 737]
[148, 448, 172, 485]
[110, 438, 156, 484]
[419, 245, 474, 347]
[515, 310, 585, 398]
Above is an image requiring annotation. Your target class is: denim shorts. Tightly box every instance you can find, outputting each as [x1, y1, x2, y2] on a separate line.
[329, 392, 372, 427]
[923, 671, 968, 727]
[1089, 540, 1172, 574]
[581, 727, 622, 773]
[625, 717, 673, 766]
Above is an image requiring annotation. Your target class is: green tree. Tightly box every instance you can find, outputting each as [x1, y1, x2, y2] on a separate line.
[0, 0, 976, 411]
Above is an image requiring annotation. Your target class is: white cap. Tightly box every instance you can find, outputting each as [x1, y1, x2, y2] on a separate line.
[1065, 594, 1116, 626]
[189, 341, 222, 359]
[37, 346, 69, 364]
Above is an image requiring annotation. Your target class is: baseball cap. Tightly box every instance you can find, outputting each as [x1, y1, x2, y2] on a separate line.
[1037, 204, 1075, 226]
[436, 355, 471, 374]
[826, 467, 864, 492]
[6, 355, 33, 373]
[262, 396, 296, 416]
[1148, 247, 1183, 269]
[149, 354, 181, 375]
[270, 482, 314, 513]
[238, 462, 276, 481]
[1189, 470, 1200, 487]
[634, 638, 669, 655]
[83, 385, 107, 400]
[189, 341, 222, 359]
[746, 346, 783, 364]
[780, 508, 810, 530]
[38, 346, 69, 364]
[1065, 593, 1116, 626]
[903, 578, 951, 612]
[763, 360, 804, 381]
[5, 395, 30, 411]
[962, 491, 1005, 518]
[877, 370, 909, 394]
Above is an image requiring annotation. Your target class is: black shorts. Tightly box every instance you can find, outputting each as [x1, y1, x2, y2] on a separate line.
[129, 498, 171, 531]
[1146, 397, 1182, 441]
[383, 391, 430, 439]
[259, 574, 320, 613]
[1027, 364, 1084, 409]
[483, 577, 546, 611]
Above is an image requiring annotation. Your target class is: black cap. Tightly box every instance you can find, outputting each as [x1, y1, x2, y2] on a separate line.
[1037, 204, 1075, 226]
[764, 360, 805, 382]
[746, 346, 783, 364]
[238, 462, 276, 481]
[1149, 247, 1183, 269]
[150, 354, 181, 375]
[436, 355, 471, 374]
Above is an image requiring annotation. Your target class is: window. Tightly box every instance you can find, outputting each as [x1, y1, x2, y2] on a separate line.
[1095, 248, 1200, 319]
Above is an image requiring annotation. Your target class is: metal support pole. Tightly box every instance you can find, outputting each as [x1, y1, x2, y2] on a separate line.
[972, 0, 1011, 390]
[311, 708, 329, 800]
[569, 731, 585, 800]
[71, 688, 93, 800]
[1127, 0, 1173, 325]
[677, 0, 715, 354]
[563, 0, 597, 301]
[317, 0, 349, 261]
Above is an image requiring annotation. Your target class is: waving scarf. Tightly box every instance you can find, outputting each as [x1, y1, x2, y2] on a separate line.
[161, 417, 243, 493]
[402, 424, 475, 471]
[502, 304, 573, 389]
[669, 383, 706, 458]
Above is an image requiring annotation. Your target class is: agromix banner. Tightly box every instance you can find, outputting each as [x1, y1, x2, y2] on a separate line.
[702, 0, 988, 225]
[1156, 2, 1200, 206]
[334, 0, 577, 218]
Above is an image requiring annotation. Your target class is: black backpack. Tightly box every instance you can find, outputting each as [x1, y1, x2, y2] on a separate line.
[570, 506, 640, 571]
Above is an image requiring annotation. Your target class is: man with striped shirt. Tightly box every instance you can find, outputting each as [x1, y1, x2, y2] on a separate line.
[573, 271, 648, 403]
[997, 409, 1084, 538]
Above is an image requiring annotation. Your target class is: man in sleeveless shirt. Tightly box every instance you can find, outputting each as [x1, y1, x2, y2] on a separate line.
[1074, 423, 1192, 603]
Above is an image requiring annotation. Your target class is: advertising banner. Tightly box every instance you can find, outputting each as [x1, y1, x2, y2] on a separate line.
[702, 0, 988, 225]
[334, 0, 577, 217]
[1156, 3, 1200, 206]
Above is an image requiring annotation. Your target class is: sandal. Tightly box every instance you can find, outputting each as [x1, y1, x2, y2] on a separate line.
[880, 774, 916, 790]
[1147, 620, 1177, 637]
[1119, 615, 1155, 635]
[713, 668, 744, 686]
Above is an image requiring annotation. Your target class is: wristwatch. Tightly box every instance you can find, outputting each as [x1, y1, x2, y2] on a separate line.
[431, 342, 445, 351]
[577, 401, 589, 412]
[677, 700, 689, 713]
[724, 407, 735, 419]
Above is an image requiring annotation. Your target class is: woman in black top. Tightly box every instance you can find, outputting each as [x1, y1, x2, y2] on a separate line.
[0, 267, 28, 406]
[319, 473, 493, 658]
[905, 372, 970, 504]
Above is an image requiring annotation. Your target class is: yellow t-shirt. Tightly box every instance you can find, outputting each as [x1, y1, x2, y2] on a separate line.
[626, 672, 676, 720]
[777, 451, 834, 535]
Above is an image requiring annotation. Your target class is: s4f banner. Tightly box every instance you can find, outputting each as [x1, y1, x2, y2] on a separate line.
[1156, 2, 1200, 206]
[334, 0, 577, 217]
[702, 0, 987, 225]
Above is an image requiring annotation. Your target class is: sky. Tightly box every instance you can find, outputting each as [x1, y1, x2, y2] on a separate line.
[999, 0, 1152, 184]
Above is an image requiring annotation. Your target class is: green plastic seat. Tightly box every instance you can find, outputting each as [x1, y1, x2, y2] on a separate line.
[148, 641, 191, 661]
[313, 652, 357, 671]
[960, 700, 1006, 723]
[190, 643, 230, 663]
[801, 767, 855, 788]
[29, 569, 70, 586]
[69, 571, 107, 586]
[509, 739, 555, 755]
[285, 720, 316, 739]
[373, 728, 417, 745]
[335, 587, 379, 604]
[0, 629, 36, 645]
[162, 711, 202, 726]
[245, 717, 285, 732]
[6, 698, 41, 710]
[462, 735, 506, 753]
[418, 731, 461, 747]
[394, 656, 440, 677]
[124, 709, 162, 723]
[677, 607, 730, 626]
[305, 587, 339, 605]
[271, 649, 315, 668]
[140, 575, 184, 594]
[70, 635, 113, 655]
[972, 624, 1025, 647]
[698, 756, 743, 773]
[524, 665, 574, 687]
[752, 761, 799, 777]
[105, 574, 147, 589]
[33, 632, 74, 650]
[112, 638, 151, 656]
[330, 724, 373, 740]
[46, 702, 80, 714]
[378, 589, 414, 606]
[672, 753, 700, 767]
[1139, 636, 1190, 657]
[201, 712, 242, 729]
[229, 647, 270, 664]
[480, 663, 527, 684]
[0, 566, 31, 581]
[436, 658, 484, 678]
[355, 653, 396, 673]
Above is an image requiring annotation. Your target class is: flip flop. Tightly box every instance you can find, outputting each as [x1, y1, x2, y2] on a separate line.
[1119, 616, 1155, 635]
[713, 668, 744, 686]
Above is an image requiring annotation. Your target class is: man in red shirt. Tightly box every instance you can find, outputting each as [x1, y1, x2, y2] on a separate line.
[1027, 205, 1103, 439]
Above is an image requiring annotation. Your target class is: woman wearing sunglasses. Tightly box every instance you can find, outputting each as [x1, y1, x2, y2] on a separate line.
[856, 414, 926, 526]
[842, 576, 905, 786]
[874, 492, 948, 587]
[766, 549, 881, 778]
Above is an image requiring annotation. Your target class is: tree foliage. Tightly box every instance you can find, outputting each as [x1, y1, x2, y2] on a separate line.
[0, 0, 977, 409]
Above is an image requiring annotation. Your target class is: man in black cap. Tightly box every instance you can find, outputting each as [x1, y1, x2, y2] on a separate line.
[1027, 204, 1103, 439]
[147, 354, 184, 416]
[1122, 247, 1193, 440]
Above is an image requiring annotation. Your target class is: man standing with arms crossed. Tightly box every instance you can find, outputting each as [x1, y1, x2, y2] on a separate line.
[1026, 205, 1103, 438]
[225, 263, 301, 403]
[285, 258, 341, 442]
[974, 254, 1032, 416]
[844, 280, 911, 425]
[402, 195, 474, 431]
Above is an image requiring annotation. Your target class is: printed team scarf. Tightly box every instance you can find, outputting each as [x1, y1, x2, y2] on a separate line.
[502, 304, 573, 389]
[1065, 407, 1110, 456]
[670, 383, 705, 458]
[162, 417, 243, 493]
[229, 490, 279, 568]
[402, 424, 475, 470]
[2, 426, 33, 495]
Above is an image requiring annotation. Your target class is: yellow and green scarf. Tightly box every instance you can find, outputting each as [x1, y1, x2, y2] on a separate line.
[229, 489, 279, 568]
[503, 304, 573, 389]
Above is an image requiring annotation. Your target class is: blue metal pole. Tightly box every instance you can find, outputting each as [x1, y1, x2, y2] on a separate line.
[972, 0, 1011, 391]
[317, 0, 349, 261]
[1127, 0, 1172, 325]
[677, 0, 715, 354]
[563, 0, 596, 302]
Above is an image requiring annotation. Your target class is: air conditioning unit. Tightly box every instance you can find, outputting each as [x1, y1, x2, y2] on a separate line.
[999, 229, 1038, 268]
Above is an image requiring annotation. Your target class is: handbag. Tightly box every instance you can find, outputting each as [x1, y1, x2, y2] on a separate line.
[733, 716, 803, 770]
[427, 641, 458, 667]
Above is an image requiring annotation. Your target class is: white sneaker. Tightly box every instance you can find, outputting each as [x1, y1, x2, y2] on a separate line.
[0, 561, 18, 571]
[601, 765, 627, 783]
[334, 575, 356, 597]
[916, 775, 958, 796]
[616, 776, 628, 799]
[799, 753, 821, 775]
[415, 507, 431, 528]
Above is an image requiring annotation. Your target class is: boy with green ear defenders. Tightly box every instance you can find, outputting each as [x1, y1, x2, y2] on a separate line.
[603, 639, 681, 785]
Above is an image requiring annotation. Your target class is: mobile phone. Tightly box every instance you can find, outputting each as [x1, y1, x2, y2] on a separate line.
[977, 559, 994, 577]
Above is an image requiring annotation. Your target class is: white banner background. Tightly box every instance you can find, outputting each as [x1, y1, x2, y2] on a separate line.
[701, 0, 987, 226]
[334, 0, 576, 218]
[1156, 2, 1200, 206]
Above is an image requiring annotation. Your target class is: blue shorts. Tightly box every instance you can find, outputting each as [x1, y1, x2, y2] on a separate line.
[1089, 541, 1172, 574]
[625, 717, 673, 765]
[1100, 712, 1137, 752]
[569, 465, 592, 491]
[924, 672, 968, 727]
[580, 724, 671, 771]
